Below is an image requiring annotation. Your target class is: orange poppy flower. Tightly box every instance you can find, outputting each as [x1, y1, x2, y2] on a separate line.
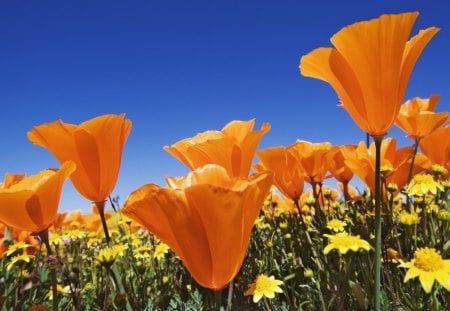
[419, 125, 450, 169]
[122, 164, 273, 290]
[27, 114, 132, 203]
[395, 95, 449, 140]
[288, 140, 332, 185]
[164, 119, 270, 178]
[300, 12, 439, 136]
[0, 173, 26, 189]
[0, 161, 75, 233]
[327, 145, 355, 184]
[255, 146, 304, 201]
[343, 138, 429, 193]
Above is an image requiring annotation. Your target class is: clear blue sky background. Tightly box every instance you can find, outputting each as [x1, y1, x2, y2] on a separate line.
[1, 0, 449, 213]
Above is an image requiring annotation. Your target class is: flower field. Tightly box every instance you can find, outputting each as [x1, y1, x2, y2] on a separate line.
[1, 11, 450, 311]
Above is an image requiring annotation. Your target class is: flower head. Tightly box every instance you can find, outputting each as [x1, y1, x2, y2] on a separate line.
[96, 245, 125, 268]
[154, 242, 170, 260]
[300, 12, 439, 136]
[164, 119, 270, 178]
[6, 253, 35, 271]
[419, 125, 450, 169]
[399, 247, 450, 293]
[27, 114, 131, 202]
[395, 95, 449, 140]
[398, 211, 420, 226]
[5, 241, 31, 257]
[0, 162, 75, 233]
[326, 219, 347, 232]
[255, 145, 304, 201]
[122, 164, 272, 290]
[323, 232, 372, 255]
[244, 274, 283, 303]
[407, 174, 444, 196]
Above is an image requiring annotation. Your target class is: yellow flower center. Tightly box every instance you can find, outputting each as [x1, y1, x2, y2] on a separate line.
[255, 275, 278, 292]
[414, 248, 444, 271]
[326, 219, 346, 232]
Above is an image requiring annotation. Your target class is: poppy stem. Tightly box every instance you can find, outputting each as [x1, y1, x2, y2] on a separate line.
[38, 229, 59, 311]
[214, 289, 222, 311]
[373, 135, 384, 311]
[406, 138, 419, 207]
[94, 201, 111, 245]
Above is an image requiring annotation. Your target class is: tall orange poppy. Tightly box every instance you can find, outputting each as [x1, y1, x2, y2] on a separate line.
[164, 119, 270, 178]
[27, 114, 132, 203]
[395, 95, 449, 140]
[300, 12, 439, 136]
[255, 146, 304, 201]
[0, 161, 75, 234]
[419, 125, 450, 169]
[327, 145, 355, 184]
[122, 164, 272, 290]
[288, 140, 332, 185]
[343, 138, 429, 193]
[328, 145, 356, 201]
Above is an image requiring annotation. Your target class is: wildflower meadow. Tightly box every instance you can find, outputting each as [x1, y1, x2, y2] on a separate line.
[1, 11, 450, 311]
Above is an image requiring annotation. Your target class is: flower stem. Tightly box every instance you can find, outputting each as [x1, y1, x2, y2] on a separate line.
[373, 135, 384, 311]
[214, 289, 222, 311]
[94, 201, 111, 245]
[39, 229, 58, 311]
[406, 139, 419, 207]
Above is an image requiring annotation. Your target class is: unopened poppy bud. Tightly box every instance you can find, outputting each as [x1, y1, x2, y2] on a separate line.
[305, 198, 316, 207]
[324, 188, 333, 199]
[284, 233, 292, 240]
[387, 183, 398, 193]
[437, 209, 450, 222]
[279, 222, 288, 229]
[114, 293, 127, 308]
[331, 201, 340, 209]
[304, 268, 314, 279]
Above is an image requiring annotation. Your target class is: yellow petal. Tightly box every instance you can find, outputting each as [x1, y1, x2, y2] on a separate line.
[418, 272, 435, 294]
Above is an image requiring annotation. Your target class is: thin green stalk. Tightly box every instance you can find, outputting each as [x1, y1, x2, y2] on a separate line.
[94, 201, 111, 245]
[39, 229, 58, 311]
[406, 139, 419, 207]
[214, 289, 222, 311]
[373, 135, 384, 311]
[226, 280, 233, 311]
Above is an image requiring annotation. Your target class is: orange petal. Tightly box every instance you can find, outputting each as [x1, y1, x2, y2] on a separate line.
[399, 27, 440, 101]
[122, 184, 213, 287]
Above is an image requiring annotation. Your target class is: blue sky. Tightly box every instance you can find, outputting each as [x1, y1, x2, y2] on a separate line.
[1, 0, 449, 213]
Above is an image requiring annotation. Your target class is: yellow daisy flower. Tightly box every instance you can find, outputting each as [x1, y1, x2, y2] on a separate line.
[6, 253, 35, 271]
[323, 232, 372, 255]
[154, 242, 170, 260]
[407, 174, 443, 196]
[326, 219, 347, 232]
[430, 164, 445, 175]
[398, 211, 420, 226]
[96, 245, 125, 268]
[398, 247, 450, 293]
[5, 241, 31, 257]
[134, 246, 153, 259]
[244, 274, 283, 303]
